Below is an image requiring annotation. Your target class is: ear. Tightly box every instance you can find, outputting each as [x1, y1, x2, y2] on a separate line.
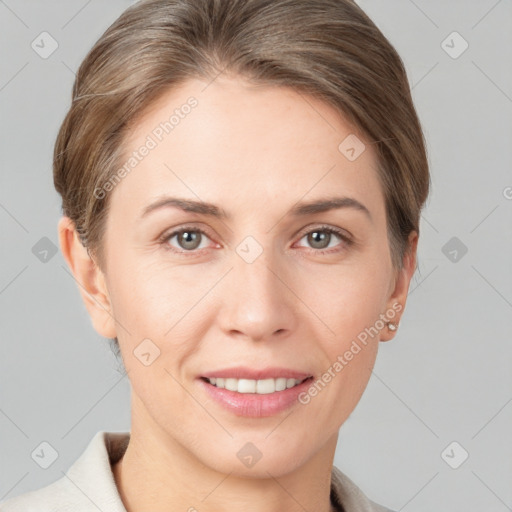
[58, 216, 117, 339]
[380, 230, 418, 342]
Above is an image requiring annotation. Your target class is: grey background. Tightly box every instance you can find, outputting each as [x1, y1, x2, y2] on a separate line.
[1, 0, 511, 510]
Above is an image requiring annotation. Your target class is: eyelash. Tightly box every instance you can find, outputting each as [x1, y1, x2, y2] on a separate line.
[158, 224, 353, 256]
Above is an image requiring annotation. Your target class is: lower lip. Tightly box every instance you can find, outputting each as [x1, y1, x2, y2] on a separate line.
[198, 377, 314, 418]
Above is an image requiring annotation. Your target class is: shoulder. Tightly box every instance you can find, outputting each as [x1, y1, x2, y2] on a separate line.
[0, 478, 78, 512]
[331, 465, 395, 512]
[0, 431, 129, 512]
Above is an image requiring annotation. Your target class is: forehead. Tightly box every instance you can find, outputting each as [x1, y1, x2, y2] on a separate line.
[112, 76, 385, 221]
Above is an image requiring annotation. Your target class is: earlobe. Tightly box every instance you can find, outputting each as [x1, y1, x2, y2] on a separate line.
[58, 216, 117, 339]
[380, 231, 419, 342]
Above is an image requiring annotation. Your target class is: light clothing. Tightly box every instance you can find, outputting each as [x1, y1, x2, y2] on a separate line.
[0, 431, 394, 512]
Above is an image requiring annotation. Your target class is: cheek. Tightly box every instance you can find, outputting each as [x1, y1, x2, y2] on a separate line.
[107, 256, 192, 333]
[300, 261, 390, 342]
[106, 259, 214, 374]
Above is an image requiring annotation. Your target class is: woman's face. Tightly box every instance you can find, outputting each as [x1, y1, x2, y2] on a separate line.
[89, 75, 414, 476]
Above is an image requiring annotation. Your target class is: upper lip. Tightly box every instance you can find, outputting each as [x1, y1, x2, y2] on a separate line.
[200, 367, 313, 381]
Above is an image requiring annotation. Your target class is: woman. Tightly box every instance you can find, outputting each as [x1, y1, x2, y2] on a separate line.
[0, 0, 429, 510]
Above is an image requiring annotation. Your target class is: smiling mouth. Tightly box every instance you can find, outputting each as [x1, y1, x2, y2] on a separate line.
[200, 376, 313, 394]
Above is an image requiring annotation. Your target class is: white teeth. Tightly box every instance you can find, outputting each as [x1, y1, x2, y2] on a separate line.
[225, 378, 238, 392]
[206, 376, 306, 394]
[275, 378, 287, 391]
[238, 379, 256, 393]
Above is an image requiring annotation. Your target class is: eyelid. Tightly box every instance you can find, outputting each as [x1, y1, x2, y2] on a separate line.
[159, 222, 353, 255]
[293, 224, 354, 254]
[295, 223, 353, 243]
[158, 223, 219, 251]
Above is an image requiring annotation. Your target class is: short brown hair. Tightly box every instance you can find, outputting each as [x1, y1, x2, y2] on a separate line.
[54, 0, 429, 272]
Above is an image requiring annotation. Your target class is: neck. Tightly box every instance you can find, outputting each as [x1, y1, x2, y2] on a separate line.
[112, 396, 338, 512]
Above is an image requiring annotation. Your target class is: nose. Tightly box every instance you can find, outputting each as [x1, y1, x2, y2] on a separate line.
[217, 243, 297, 343]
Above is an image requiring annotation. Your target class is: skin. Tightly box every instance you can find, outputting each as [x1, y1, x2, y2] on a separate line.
[59, 74, 418, 512]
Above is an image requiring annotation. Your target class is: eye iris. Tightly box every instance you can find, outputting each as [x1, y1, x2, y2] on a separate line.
[178, 230, 201, 250]
[308, 230, 331, 249]
[172, 229, 337, 251]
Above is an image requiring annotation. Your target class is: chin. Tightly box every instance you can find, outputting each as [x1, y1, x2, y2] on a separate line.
[191, 433, 316, 479]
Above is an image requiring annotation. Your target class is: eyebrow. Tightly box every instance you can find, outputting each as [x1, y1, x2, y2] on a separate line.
[140, 196, 371, 221]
